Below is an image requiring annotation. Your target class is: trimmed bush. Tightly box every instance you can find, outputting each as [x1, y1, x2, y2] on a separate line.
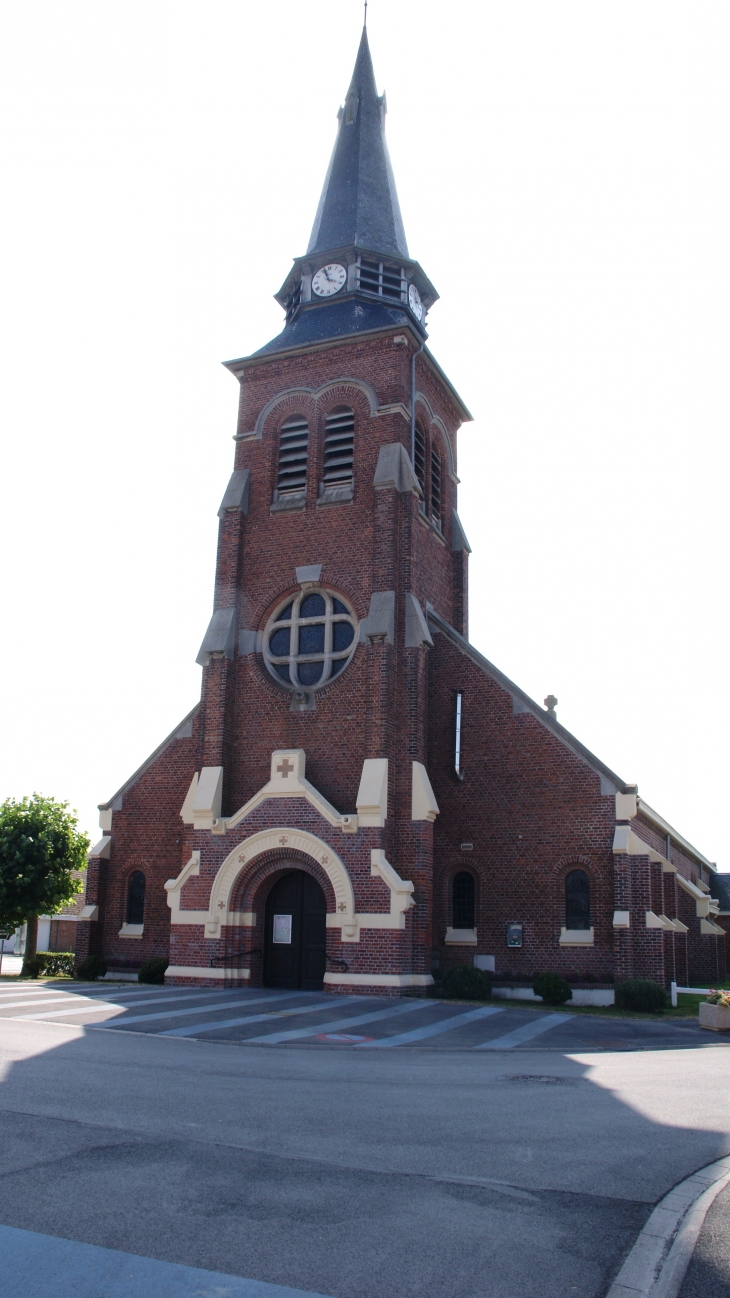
[442, 965, 492, 1000]
[533, 972, 573, 1005]
[31, 951, 75, 978]
[614, 979, 667, 1012]
[76, 954, 108, 981]
[138, 957, 169, 985]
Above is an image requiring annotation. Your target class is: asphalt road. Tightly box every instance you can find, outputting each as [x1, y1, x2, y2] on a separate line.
[679, 1182, 730, 1298]
[0, 984, 729, 1297]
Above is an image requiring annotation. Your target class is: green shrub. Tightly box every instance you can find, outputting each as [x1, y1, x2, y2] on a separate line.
[34, 951, 75, 978]
[75, 954, 108, 981]
[533, 972, 573, 1005]
[138, 957, 169, 985]
[442, 965, 492, 1000]
[614, 979, 667, 1012]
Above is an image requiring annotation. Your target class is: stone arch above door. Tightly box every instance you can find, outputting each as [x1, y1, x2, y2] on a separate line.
[209, 828, 357, 939]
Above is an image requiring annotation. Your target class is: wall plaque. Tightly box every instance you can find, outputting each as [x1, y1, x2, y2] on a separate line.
[273, 914, 293, 944]
[506, 923, 523, 948]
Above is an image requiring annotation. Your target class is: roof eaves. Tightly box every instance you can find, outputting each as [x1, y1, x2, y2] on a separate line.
[637, 799, 714, 872]
[99, 704, 200, 812]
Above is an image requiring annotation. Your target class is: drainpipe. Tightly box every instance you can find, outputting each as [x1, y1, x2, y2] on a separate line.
[410, 337, 425, 469]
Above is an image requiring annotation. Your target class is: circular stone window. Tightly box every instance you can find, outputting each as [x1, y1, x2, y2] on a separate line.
[263, 588, 358, 691]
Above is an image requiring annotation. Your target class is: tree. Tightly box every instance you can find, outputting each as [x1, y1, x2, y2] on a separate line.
[0, 795, 89, 975]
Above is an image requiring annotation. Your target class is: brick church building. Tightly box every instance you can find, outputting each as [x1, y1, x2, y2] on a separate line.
[76, 28, 726, 993]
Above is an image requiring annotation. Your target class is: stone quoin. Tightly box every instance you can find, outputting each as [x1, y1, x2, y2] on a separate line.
[71, 25, 725, 994]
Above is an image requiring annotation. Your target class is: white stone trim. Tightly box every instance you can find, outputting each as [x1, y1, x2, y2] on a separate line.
[118, 924, 144, 938]
[615, 791, 638, 820]
[411, 762, 439, 822]
[250, 379, 380, 441]
[677, 874, 712, 916]
[166, 966, 250, 981]
[209, 828, 358, 941]
[700, 918, 725, 936]
[88, 836, 111, 860]
[356, 758, 388, 827]
[445, 927, 477, 945]
[613, 910, 630, 928]
[645, 911, 675, 930]
[323, 971, 434, 988]
[612, 825, 675, 872]
[370, 850, 414, 927]
[559, 927, 594, 946]
[223, 749, 351, 834]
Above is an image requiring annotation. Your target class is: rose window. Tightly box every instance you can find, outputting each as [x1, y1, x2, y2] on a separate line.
[263, 588, 357, 690]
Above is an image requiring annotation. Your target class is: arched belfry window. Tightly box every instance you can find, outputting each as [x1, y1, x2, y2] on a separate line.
[430, 446, 442, 530]
[452, 872, 475, 930]
[322, 407, 355, 489]
[565, 870, 591, 930]
[414, 424, 427, 508]
[127, 872, 146, 925]
[276, 415, 309, 498]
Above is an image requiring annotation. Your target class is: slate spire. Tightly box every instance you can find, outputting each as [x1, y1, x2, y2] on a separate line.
[307, 28, 409, 259]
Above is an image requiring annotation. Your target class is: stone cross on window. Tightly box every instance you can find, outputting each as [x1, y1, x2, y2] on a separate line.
[276, 758, 294, 778]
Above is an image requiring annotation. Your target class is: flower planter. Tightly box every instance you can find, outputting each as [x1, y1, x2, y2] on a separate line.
[699, 1002, 730, 1032]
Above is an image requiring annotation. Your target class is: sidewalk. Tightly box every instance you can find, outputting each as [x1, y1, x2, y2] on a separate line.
[679, 1181, 730, 1297]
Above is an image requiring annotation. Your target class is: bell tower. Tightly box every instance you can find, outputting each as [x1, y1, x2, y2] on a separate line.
[88, 26, 473, 995]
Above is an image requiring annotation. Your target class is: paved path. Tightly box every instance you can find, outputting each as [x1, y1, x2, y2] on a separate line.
[0, 981, 718, 1052]
[1, 984, 728, 1297]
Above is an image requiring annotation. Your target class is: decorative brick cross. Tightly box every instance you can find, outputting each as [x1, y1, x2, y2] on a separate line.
[277, 758, 294, 778]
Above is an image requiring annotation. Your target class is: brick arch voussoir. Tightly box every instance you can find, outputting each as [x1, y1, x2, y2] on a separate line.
[232, 849, 335, 915]
[550, 853, 605, 927]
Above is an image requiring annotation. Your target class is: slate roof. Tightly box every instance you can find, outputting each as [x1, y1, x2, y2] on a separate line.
[307, 27, 408, 259]
[253, 297, 411, 358]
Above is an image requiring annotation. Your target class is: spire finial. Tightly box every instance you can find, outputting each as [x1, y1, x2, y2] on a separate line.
[364, 1, 367, 28]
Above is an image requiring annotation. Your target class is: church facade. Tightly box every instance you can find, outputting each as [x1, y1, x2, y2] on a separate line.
[77, 30, 726, 994]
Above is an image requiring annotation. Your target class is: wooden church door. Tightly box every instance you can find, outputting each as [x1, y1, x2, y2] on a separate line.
[263, 869, 326, 991]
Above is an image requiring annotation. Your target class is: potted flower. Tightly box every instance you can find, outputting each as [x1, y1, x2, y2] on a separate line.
[699, 990, 730, 1032]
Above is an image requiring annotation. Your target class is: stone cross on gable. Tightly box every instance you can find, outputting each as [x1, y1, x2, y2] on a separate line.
[277, 758, 294, 778]
[544, 695, 558, 718]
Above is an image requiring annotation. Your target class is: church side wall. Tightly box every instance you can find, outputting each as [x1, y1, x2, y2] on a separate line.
[427, 632, 616, 982]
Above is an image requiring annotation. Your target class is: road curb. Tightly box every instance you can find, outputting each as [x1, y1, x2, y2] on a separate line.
[606, 1155, 730, 1298]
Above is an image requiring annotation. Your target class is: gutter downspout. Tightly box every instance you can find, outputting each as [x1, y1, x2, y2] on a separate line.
[410, 338, 425, 469]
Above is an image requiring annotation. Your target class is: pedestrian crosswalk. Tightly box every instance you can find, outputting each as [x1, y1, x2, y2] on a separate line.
[0, 981, 582, 1051]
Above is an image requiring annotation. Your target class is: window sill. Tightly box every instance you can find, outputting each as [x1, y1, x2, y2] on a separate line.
[317, 484, 353, 507]
[559, 927, 594, 946]
[118, 924, 144, 939]
[271, 492, 306, 513]
[445, 927, 478, 945]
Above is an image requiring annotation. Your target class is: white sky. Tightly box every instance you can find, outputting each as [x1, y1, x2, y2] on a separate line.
[0, 1, 728, 868]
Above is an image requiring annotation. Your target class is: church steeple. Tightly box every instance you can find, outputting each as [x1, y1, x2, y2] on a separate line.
[254, 27, 438, 359]
[307, 27, 409, 260]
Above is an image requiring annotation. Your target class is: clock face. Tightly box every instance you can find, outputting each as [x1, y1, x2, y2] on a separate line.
[312, 263, 347, 298]
[408, 283, 423, 321]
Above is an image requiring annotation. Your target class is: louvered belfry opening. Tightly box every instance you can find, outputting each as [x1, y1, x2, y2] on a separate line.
[431, 447, 442, 529]
[277, 416, 309, 496]
[322, 407, 355, 488]
[356, 256, 406, 302]
[414, 424, 427, 510]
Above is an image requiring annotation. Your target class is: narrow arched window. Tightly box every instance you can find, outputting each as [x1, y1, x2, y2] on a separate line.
[430, 447, 442, 529]
[565, 870, 590, 929]
[276, 415, 309, 497]
[127, 872, 146, 925]
[414, 424, 427, 509]
[323, 407, 355, 488]
[452, 872, 475, 929]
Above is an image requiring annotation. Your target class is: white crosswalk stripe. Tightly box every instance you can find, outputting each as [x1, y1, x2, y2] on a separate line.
[475, 1012, 572, 1049]
[245, 996, 428, 1044]
[96, 990, 315, 1028]
[358, 1003, 505, 1047]
[17, 988, 253, 1022]
[161, 996, 363, 1038]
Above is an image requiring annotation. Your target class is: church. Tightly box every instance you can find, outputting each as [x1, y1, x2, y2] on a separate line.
[75, 28, 727, 995]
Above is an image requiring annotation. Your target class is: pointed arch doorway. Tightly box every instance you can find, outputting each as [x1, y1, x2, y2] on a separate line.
[263, 868, 327, 991]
